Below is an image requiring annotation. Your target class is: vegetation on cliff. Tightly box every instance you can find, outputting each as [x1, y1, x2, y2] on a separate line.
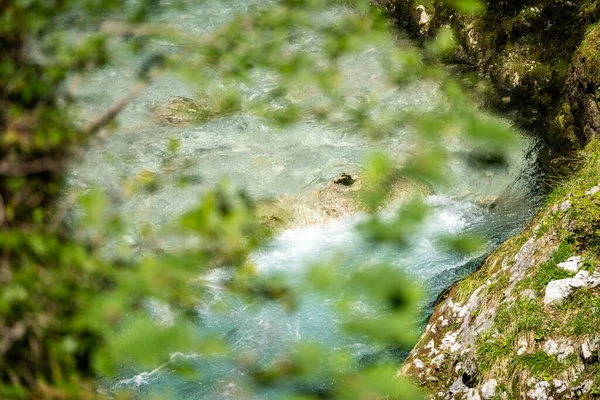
[381, 0, 600, 154]
[403, 141, 600, 398]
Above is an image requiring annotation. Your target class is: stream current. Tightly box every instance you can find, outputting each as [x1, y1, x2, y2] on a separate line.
[68, 1, 543, 398]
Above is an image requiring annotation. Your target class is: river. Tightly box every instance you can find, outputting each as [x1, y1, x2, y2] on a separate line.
[67, 1, 542, 398]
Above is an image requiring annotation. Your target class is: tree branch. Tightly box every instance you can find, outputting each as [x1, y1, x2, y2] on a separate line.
[80, 79, 151, 136]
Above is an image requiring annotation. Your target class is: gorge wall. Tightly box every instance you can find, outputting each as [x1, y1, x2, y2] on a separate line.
[379, 1, 600, 398]
[381, 0, 600, 155]
[402, 144, 600, 399]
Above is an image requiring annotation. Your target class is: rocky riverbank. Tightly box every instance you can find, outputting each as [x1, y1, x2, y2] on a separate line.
[383, 1, 600, 398]
[401, 141, 600, 399]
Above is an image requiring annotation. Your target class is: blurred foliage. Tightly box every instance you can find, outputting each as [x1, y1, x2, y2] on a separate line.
[0, 0, 516, 398]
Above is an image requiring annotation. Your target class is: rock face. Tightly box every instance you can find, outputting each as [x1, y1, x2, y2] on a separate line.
[379, 3, 600, 396]
[555, 24, 600, 150]
[378, 0, 600, 153]
[400, 146, 600, 399]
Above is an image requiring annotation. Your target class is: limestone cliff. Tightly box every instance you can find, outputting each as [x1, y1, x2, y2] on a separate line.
[401, 142, 600, 398]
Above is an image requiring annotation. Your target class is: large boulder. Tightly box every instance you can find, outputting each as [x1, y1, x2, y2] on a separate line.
[543, 270, 589, 305]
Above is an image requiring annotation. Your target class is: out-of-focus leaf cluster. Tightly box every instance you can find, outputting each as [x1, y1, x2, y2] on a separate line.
[0, 0, 512, 398]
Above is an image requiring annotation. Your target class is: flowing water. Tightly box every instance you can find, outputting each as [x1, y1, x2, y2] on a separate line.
[68, 1, 542, 398]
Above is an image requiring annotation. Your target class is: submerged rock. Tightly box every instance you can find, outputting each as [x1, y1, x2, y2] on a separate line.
[151, 96, 199, 126]
[475, 195, 499, 210]
[254, 198, 294, 231]
[254, 174, 431, 231]
[332, 173, 356, 186]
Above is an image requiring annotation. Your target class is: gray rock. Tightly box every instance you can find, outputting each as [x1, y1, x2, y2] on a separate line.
[413, 358, 425, 369]
[581, 336, 599, 363]
[575, 269, 592, 280]
[481, 379, 498, 400]
[449, 377, 468, 396]
[556, 256, 581, 273]
[573, 379, 592, 396]
[544, 270, 589, 305]
[527, 380, 551, 400]
[520, 289, 537, 300]
[517, 338, 529, 355]
[585, 186, 600, 196]
[588, 272, 600, 288]
[553, 380, 568, 394]
[557, 339, 575, 362]
[466, 389, 481, 400]
[560, 199, 571, 211]
[543, 339, 558, 355]
[510, 238, 537, 283]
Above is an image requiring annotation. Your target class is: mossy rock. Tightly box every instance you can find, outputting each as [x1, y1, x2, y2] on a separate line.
[254, 199, 295, 231]
[389, 0, 600, 154]
[150, 96, 200, 126]
[401, 141, 600, 399]
[150, 94, 238, 126]
[554, 24, 600, 149]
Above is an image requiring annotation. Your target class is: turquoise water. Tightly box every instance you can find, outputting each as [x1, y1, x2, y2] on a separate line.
[68, 1, 542, 398]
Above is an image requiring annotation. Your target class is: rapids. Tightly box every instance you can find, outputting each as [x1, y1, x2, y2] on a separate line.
[67, 1, 542, 398]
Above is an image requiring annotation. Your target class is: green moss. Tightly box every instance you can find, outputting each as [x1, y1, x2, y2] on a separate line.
[433, 0, 600, 150]
[578, 23, 600, 83]
[557, 288, 600, 337]
[476, 333, 512, 374]
[454, 276, 481, 303]
[514, 351, 562, 379]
